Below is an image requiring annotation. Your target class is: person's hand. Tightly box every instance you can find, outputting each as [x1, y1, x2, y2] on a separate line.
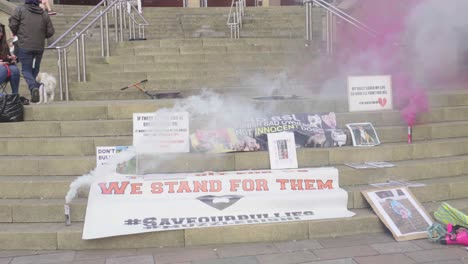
[8, 55, 17, 63]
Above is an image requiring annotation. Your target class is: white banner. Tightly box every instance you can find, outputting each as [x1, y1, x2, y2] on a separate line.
[133, 112, 189, 153]
[347, 75, 393, 112]
[83, 168, 355, 239]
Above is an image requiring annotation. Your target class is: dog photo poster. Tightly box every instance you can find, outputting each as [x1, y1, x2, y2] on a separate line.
[346, 122, 380, 147]
[267, 132, 298, 169]
[362, 187, 433, 241]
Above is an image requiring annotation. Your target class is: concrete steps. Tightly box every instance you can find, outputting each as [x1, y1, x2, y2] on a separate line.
[39, 36, 312, 100]
[1, 199, 467, 250]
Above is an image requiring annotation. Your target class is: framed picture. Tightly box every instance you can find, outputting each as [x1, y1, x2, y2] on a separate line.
[346, 122, 380, 147]
[362, 187, 433, 241]
[267, 132, 298, 169]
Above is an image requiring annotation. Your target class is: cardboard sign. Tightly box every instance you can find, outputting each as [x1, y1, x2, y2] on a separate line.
[348, 75, 393, 112]
[133, 112, 189, 153]
[267, 132, 298, 169]
[82, 168, 355, 239]
[362, 187, 433, 241]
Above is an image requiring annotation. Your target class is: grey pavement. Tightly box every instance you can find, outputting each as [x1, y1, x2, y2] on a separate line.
[1, 232, 468, 264]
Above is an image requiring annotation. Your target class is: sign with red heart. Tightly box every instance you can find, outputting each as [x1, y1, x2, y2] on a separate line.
[347, 75, 393, 112]
[378, 97, 387, 107]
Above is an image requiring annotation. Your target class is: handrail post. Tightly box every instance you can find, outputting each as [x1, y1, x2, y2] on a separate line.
[63, 49, 69, 101]
[132, 14, 136, 39]
[128, 11, 132, 39]
[57, 48, 64, 101]
[119, 1, 124, 42]
[75, 33, 81, 82]
[305, 1, 312, 45]
[105, 10, 110, 57]
[114, 4, 118, 42]
[81, 34, 87, 82]
[123, 1, 127, 30]
[235, 10, 239, 38]
[325, 10, 334, 54]
[100, 11, 104, 57]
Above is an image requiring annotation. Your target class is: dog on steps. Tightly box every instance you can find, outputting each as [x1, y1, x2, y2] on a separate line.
[36, 72, 56, 104]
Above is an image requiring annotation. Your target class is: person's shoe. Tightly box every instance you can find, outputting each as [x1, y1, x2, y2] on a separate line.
[48, 11, 57, 15]
[31, 87, 40, 103]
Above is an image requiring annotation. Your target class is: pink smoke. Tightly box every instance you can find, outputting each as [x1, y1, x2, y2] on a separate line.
[335, 0, 429, 126]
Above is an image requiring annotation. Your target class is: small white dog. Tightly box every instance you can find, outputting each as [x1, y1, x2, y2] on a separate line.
[36, 72, 56, 104]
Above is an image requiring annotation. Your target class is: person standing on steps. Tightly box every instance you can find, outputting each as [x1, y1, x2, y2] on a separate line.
[8, 0, 54, 103]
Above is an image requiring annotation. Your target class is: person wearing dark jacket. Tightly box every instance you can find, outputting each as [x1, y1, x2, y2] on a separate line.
[8, 0, 54, 103]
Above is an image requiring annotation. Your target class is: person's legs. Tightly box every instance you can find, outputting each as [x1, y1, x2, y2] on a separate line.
[41, 0, 56, 15]
[41, 0, 50, 11]
[32, 50, 44, 81]
[9, 64, 20, 94]
[0, 66, 9, 91]
[18, 48, 40, 102]
[17, 48, 38, 91]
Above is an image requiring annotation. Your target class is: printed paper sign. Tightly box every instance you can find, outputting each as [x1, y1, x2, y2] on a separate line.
[96, 146, 129, 167]
[348, 75, 393, 112]
[133, 112, 189, 153]
[83, 168, 355, 239]
[267, 132, 298, 169]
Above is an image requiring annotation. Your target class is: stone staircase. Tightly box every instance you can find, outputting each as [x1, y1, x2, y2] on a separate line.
[1, 4, 468, 250]
[34, 5, 309, 101]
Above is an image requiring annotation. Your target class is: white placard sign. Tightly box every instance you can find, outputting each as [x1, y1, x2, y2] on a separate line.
[267, 132, 298, 169]
[348, 75, 393, 112]
[82, 167, 355, 239]
[133, 112, 189, 153]
[96, 146, 130, 167]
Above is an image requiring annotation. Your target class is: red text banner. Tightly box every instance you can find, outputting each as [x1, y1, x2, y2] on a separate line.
[83, 167, 355, 239]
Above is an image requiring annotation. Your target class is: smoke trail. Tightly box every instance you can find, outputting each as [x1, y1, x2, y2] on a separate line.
[65, 146, 137, 204]
[65, 90, 267, 203]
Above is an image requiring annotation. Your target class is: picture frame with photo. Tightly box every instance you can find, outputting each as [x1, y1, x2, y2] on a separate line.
[267, 132, 298, 169]
[346, 122, 380, 147]
[362, 187, 433, 241]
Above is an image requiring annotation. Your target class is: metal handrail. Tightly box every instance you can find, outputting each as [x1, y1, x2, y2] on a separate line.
[304, 0, 377, 54]
[47, 0, 108, 48]
[55, 3, 115, 50]
[127, 3, 149, 40]
[312, 0, 377, 37]
[47, 0, 149, 102]
[227, 0, 245, 39]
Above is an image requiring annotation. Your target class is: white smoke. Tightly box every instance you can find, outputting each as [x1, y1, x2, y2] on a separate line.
[64, 90, 269, 204]
[65, 147, 136, 204]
